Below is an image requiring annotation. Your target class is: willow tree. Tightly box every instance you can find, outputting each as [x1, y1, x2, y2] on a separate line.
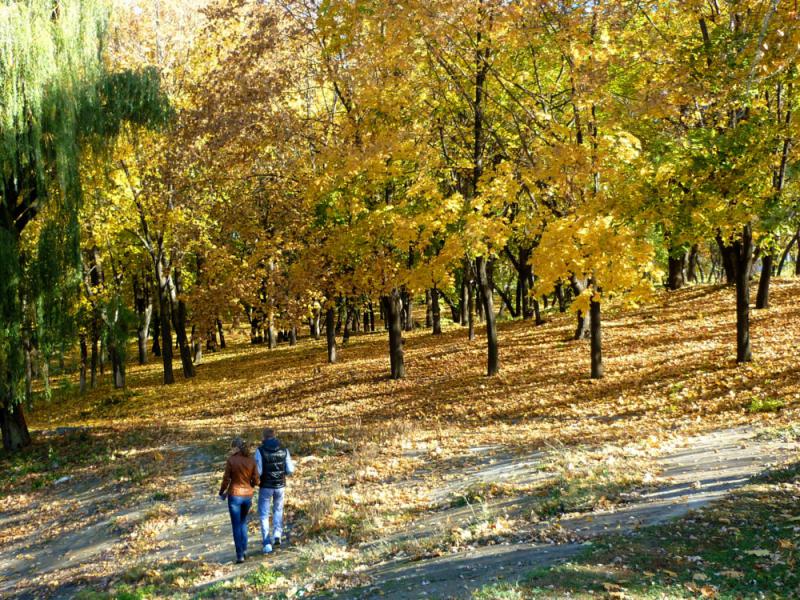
[0, 0, 168, 451]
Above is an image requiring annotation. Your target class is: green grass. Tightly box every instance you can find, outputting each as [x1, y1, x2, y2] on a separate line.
[471, 582, 527, 599]
[510, 461, 800, 598]
[0, 428, 115, 492]
[75, 560, 208, 599]
[746, 395, 786, 414]
[531, 463, 645, 520]
[74, 584, 156, 600]
[756, 423, 800, 442]
[449, 481, 519, 508]
[245, 565, 282, 588]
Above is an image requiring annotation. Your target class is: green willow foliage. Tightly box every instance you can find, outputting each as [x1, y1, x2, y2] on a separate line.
[0, 0, 169, 421]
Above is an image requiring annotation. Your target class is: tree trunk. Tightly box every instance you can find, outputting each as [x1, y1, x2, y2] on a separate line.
[315, 308, 323, 339]
[570, 276, 590, 339]
[217, 318, 226, 348]
[152, 309, 162, 357]
[554, 283, 567, 312]
[22, 331, 33, 404]
[369, 301, 376, 332]
[756, 254, 773, 309]
[249, 315, 262, 344]
[90, 326, 99, 388]
[425, 290, 432, 328]
[289, 325, 297, 346]
[533, 298, 542, 325]
[439, 289, 459, 322]
[686, 244, 700, 283]
[796, 244, 800, 276]
[519, 247, 534, 319]
[476, 256, 498, 376]
[402, 289, 414, 331]
[133, 274, 152, 365]
[109, 343, 125, 389]
[267, 313, 277, 349]
[335, 300, 344, 335]
[733, 225, 754, 363]
[716, 234, 736, 285]
[172, 269, 195, 378]
[468, 279, 475, 341]
[325, 306, 337, 364]
[494, 281, 517, 318]
[386, 291, 405, 379]
[156, 265, 175, 385]
[206, 328, 217, 352]
[192, 325, 203, 363]
[667, 250, 687, 290]
[1, 392, 31, 452]
[777, 232, 797, 275]
[79, 334, 88, 394]
[431, 286, 442, 335]
[590, 289, 603, 379]
[460, 269, 469, 326]
[343, 304, 352, 344]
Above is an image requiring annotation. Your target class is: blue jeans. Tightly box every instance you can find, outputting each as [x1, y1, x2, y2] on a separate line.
[227, 495, 252, 560]
[258, 487, 285, 546]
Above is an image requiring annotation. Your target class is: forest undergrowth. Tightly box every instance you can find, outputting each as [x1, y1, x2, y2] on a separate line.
[2, 281, 799, 598]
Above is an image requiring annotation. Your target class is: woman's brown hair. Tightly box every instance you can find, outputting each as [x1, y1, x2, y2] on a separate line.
[231, 436, 251, 457]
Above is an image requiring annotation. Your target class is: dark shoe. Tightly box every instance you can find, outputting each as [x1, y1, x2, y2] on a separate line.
[273, 537, 281, 548]
[236, 557, 244, 564]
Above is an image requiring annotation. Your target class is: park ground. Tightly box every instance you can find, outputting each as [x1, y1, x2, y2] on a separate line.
[1, 281, 799, 599]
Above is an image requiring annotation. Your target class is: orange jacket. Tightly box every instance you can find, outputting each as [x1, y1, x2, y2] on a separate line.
[219, 451, 259, 497]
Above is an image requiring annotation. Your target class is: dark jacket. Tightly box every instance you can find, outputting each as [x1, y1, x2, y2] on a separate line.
[219, 451, 259, 497]
[258, 438, 288, 489]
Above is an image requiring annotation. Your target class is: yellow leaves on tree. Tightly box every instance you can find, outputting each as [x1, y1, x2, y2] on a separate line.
[533, 212, 660, 312]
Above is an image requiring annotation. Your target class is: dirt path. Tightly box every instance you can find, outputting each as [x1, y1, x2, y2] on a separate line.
[340, 426, 797, 600]
[0, 426, 794, 599]
[0, 467, 161, 599]
[148, 449, 296, 577]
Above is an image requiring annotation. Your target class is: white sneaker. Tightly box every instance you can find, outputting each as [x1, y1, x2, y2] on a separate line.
[262, 544, 273, 554]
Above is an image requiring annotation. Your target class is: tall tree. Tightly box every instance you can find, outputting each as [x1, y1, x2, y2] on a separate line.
[0, 0, 168, 450]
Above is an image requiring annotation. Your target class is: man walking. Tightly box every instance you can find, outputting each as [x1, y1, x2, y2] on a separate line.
[255, 428, 295, 554]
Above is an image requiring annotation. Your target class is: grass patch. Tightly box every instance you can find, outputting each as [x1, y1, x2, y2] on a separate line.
[450, 481, 519, 508]
[520, 461, 800, 598]
[76, 560, 210, 599]
[74, 584, 156, 600]
[245, 565, 282, 588]
[756, 423, 800, 442]
[530, 447, 652, 520]
[746, 395, 786, 414]
[0, 428, 113, 492]
[472, 582, 527, 599]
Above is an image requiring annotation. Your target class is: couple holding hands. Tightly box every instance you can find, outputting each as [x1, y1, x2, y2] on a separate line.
[218, 428, 295, 563]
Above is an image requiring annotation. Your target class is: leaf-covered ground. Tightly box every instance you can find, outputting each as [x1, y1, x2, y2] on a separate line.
[1, 281, 799, 598]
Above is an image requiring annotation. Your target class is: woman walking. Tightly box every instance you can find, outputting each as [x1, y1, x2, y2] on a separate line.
[218, 437, 259, 563]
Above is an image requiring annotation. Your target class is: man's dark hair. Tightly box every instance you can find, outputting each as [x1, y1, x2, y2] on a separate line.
[262, 427, 275, 440]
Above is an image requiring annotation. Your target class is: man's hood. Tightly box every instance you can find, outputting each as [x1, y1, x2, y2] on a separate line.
[262, 437, 281, 451]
